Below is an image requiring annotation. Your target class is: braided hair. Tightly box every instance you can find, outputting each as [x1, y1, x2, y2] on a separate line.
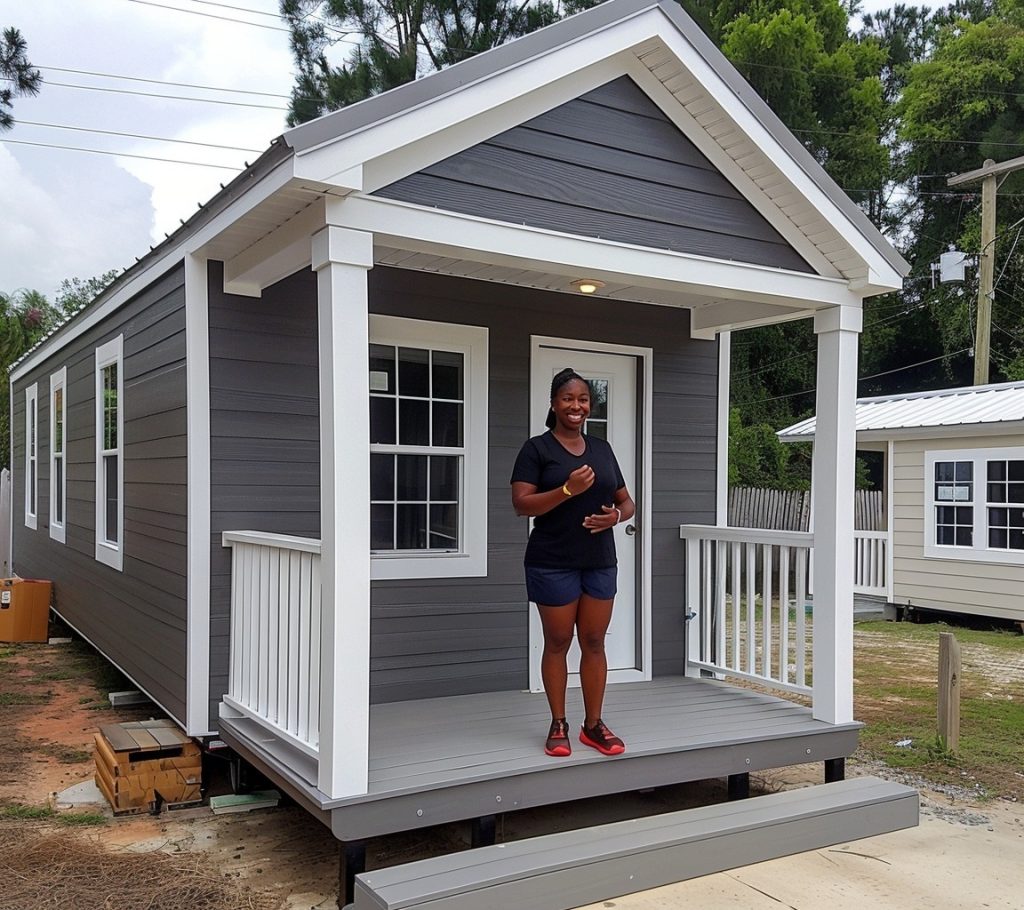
[545, 367, 591, 429]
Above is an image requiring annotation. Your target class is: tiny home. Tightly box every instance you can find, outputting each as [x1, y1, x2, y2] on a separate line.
[11, 0, 912, 891]
[780, 381, 1024, 624]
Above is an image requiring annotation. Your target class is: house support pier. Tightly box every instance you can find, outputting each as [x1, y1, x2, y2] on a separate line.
[314, 224, 374, 799]
[811, 305, 861, 725]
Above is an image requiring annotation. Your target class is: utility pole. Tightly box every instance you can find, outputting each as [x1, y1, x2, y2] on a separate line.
[948, 156, 1024, 385]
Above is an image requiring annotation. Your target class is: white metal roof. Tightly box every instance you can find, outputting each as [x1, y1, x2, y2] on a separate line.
[778, 380, 1024, 442]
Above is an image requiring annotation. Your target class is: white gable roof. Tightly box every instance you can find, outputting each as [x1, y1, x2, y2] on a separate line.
[779, 381, 1024, 442]
[282, 0, 908, 290]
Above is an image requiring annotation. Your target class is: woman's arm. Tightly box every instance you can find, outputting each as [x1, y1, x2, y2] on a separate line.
[511, 464, 595, 517]
[582, 486, 636, 533]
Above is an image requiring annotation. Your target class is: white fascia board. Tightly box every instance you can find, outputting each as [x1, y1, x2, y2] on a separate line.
[651, 20, 904, 292]
[12, 157, 299, 383]
[329, 195, 862, 310]
[222, 197, 327, 296]
[292, 10, 664, 186]
[689, 300, 815, 340]
[780, 422, 1024, 444]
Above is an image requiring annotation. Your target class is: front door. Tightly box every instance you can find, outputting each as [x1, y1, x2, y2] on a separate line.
[529, 342, 644, 689]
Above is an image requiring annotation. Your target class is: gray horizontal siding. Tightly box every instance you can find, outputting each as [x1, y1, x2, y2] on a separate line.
[375, 76, 811, 273]
[11, 264, 189, 722]
[206, 263, 716, 709]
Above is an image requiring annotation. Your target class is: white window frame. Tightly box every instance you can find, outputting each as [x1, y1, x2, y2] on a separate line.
[49, 368, 67, 543]
[924, 446, 1024, 565]
[95, 336, 124, 571]
[369, 315, 488, 580]
[24, 383, 38, 530]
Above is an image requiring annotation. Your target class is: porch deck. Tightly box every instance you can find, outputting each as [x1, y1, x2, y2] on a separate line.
[218, 675, 860, 842]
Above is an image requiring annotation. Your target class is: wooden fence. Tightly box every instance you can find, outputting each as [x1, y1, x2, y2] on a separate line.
[729, 487, 884, 532]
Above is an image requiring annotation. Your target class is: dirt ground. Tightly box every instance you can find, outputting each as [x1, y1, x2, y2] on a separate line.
[1, 635, 1022, 909]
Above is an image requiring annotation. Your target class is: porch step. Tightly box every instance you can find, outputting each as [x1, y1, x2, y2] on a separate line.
[346, 776, 918, 910]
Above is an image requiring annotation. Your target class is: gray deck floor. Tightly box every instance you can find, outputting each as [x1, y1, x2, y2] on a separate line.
[219, 675, 861, 841]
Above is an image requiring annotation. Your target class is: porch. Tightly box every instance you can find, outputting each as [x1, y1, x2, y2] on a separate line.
[217, 525, 859, 843]
[219, 673, 859, 843]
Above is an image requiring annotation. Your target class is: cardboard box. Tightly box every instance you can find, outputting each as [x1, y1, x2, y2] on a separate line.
[0, 578, 52, 643]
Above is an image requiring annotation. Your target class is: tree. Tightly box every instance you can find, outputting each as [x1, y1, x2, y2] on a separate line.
[55, 270, 120, 317]
[279, 0, 563, 123]
[0, 289, 62, 469]
[0, 27, 41, 131]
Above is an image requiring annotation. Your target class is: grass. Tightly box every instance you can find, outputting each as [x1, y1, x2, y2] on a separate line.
[36, 744, 92, 764]
[852, 620, 1024, 798]
[0, 691, 52, 706]
[0, 804, 106, 827]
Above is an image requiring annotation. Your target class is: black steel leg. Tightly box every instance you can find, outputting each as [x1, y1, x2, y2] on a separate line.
[338, 841, 366, 908]
[471, 814, 497, 848]
[825, 757, 846, 783]
[727, 772, 750, 800]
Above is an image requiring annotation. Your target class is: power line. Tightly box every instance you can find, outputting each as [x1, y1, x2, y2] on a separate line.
[124, 0, 292, 32]
[17, 120, 263, 153]
[36, 65, 292, 99]
[28, 78, 288, 111]
[0, 137, 242, 170]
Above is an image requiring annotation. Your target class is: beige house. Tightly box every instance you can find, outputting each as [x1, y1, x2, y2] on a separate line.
[780, 380, 1024, 624]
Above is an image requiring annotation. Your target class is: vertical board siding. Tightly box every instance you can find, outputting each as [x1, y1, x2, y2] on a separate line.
[207, 264, 717, 709]
[375, 77, 811, 273]
[10, 265, 189, 721]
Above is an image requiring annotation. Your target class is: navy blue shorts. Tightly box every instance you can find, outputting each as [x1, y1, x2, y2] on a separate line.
[525, 566, 617, 605]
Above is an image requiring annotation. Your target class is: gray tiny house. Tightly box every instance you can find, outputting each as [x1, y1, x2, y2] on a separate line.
[11, 0, 912, 885]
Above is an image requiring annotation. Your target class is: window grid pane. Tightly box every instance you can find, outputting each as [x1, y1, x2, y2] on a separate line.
[103, 364, 118, 451]
[54, 388, 63, 453]
[369, 342, 465, 554]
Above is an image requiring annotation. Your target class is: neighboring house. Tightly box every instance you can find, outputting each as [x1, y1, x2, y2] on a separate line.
[10, 0, 909, 876]
[779, 381, 1024, 624]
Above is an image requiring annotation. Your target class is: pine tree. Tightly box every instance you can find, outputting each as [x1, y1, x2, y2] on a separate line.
[0, 27, 41, 131]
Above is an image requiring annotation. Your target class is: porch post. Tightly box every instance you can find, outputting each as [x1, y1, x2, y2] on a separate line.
[312, 225, 373, 799]
[811, 305, 861, 725]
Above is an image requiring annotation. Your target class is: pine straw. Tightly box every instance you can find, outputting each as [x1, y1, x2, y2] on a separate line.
[0, 822, 284, 910]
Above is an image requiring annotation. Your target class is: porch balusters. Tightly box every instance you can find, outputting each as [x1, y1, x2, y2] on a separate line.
[222, 531, 323, 757]
[680, 526, 814, 696]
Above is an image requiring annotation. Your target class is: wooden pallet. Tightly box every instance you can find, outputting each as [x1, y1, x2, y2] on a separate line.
[94, 719, 202, 815]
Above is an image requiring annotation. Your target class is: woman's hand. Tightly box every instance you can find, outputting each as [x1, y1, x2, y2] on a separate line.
[582, 504, 620, 534]
[564, 464, 595, 496]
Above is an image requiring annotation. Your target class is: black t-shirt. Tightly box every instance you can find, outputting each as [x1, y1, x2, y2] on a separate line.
[511, 431, 626, 569]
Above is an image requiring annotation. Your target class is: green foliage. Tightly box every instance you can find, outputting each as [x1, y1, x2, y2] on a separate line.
[0, 27, 41, 131]
[55, 270, 119, 317]
[280, 0, 561, 122]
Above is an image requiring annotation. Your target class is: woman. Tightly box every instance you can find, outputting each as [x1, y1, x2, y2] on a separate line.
[511, 367, 636, 757]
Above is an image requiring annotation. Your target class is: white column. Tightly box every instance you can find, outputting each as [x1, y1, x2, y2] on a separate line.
[312, 225, 373, 798]
[810, 305, 861, 725]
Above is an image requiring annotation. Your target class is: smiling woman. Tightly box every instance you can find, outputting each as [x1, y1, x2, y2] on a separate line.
[511, 367, 635, 759]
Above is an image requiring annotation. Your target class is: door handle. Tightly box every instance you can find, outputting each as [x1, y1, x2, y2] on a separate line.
[624, 524, 637, 536]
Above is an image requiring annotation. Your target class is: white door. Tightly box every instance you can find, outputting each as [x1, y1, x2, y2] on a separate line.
[529, 344, 642, 688]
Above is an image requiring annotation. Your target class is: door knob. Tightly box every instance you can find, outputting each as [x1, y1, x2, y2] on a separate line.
[624, 524, 637, 536]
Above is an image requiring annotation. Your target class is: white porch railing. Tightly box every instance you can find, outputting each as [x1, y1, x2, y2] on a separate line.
[679, 525, 814, 697]
[221, 531, 322, 758]
[853, 529, 888, 598]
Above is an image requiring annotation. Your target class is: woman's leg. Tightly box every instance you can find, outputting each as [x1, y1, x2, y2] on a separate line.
[575, 594, 614, 727]
[536, 599, 579, 719]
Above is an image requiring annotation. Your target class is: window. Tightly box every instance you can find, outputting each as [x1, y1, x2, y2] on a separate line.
[368, 316, 488, 580]
[24, 384, 38, 530]
[50, 368, 67, 543]
[95, 336, 124, 570]
[925, 447, 1024, 564]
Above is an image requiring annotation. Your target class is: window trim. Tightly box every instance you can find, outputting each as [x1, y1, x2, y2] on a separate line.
[368, 315, 488, 580]
[924, 446, 1024, 566]
[95, 335, 124, 571]
[24, 383, 38, 530]
[49, 368, 67, 543]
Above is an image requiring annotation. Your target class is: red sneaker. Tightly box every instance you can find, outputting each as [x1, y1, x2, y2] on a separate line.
[544, 718, 571, 757]
[579, 719, 625, 755]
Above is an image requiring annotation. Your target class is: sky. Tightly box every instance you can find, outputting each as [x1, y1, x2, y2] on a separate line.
[1, 0, 931, 301]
